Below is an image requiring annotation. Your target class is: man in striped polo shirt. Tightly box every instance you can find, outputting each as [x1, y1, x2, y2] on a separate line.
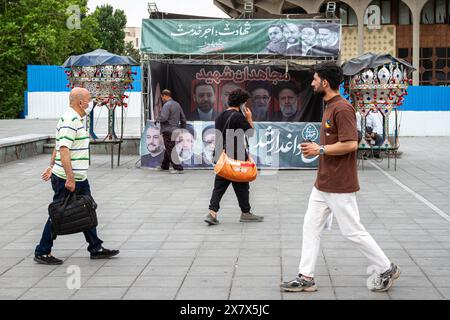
[34, 88, 119, 265]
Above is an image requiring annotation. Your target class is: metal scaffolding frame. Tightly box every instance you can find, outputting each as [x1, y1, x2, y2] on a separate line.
[140, 53, 338, 134]
[139, 12, 341, 135]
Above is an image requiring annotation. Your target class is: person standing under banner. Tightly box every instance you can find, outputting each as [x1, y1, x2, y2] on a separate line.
[280, 63, 400, 292]
[157, 89, 186, 174]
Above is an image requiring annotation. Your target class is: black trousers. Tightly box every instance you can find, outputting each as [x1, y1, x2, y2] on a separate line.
[209, 175, 251, 213]
[161, 132, 183, 171]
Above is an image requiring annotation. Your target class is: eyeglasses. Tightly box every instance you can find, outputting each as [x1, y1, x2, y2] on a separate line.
[253, 95, 270, 101]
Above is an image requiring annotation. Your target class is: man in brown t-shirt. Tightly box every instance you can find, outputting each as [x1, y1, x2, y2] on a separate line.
[280, 63, 400, 293]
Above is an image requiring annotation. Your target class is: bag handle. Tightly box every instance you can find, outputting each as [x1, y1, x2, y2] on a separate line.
[62, 192, 76, 210]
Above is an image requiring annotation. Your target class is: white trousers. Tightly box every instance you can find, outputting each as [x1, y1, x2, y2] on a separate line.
[298, 187, 391, 277]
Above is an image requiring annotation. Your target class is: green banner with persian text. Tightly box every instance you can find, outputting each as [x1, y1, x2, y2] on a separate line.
[141, 19, 341, 57]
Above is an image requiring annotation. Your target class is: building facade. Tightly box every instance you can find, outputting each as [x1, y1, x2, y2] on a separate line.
[125, 27, 142, 50]
[214, 0, 450, 86]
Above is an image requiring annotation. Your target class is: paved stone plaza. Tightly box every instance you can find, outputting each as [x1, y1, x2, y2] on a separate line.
[0, 137, 449, 300]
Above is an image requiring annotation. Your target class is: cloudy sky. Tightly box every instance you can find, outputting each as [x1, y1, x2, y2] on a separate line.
[88, 0, 229, 27]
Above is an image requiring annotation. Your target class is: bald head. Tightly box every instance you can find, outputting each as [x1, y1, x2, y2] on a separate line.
[69, 87, 91, 116]
[69, 87, 90, 105]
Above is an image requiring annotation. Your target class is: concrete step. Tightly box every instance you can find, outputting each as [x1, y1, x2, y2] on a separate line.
[0, 134, 52, 164]
[43, 143, 55, 154]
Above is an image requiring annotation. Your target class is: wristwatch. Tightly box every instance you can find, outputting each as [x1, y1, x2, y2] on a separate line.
[319, 145, 326, 155]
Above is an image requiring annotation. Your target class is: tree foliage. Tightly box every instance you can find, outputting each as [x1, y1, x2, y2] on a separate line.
[125, 41, 141, 64]
[92, 4, 127, 55]
[0, 0, 135, 118]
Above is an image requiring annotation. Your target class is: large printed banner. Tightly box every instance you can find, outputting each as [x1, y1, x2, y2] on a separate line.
[141, 121, 321, 169]
[141, 19, 341, 57]
[150, 62, 324, 123]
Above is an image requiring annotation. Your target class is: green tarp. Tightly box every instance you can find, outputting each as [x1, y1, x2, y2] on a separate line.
[141, 19, 341, 57]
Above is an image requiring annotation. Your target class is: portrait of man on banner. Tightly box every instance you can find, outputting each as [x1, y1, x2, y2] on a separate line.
[201, 124, 216, 167]
[299, 23, 320, 56]
[246, 81, 273, 122]
[220, 81, 242, 111]
[283, 23, 302, 55]
[140, 121, 165, 168]
[273, 82, 302, 122]
[315, 23, 340, 56]
[264, 23, 287, 54]
[189, 80, 218, 121]
[174, 123, 203, 166]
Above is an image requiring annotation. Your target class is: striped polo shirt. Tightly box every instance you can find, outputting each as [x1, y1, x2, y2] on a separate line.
[52, 107, 90, 181]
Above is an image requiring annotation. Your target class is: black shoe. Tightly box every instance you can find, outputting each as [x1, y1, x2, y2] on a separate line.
[90, 248, 120, 259]
[34, 254, 63, 265]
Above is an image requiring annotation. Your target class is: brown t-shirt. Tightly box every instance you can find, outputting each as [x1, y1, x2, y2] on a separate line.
[314, 95, 360, 193]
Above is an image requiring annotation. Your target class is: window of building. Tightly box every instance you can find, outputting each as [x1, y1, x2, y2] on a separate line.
[421, 48, 433, 58]
[419, 47, 450, 85]
[422, 71, 433, 81]
[281, 6, 307, 14]
[436, 0, 447, 23]
[420, 47, 433, 85]
[398, 48, 409, 59]
[381, 0, 392, 24]
[399, 1, 412, 24]
[436, 71, 446, 80]
[421, 59, 433, 69]
[436, 47, 446, 57]
[419, 0, 450, 24]
[422, 0, 435, 23]
[436, 59, 446, 69]
[337, 3, 357, 26]
[398, 48, 412, 66]
[348, 6, 358, 25]
[365, 1, 392, 25]
[340, 6, 348, 24]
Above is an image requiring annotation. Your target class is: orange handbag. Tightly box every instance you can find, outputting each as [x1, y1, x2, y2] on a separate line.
[213, 112, 257, 182]
[214, 150, 257, 182]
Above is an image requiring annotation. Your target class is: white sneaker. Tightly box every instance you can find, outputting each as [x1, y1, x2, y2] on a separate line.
[367, 263, 401, 292]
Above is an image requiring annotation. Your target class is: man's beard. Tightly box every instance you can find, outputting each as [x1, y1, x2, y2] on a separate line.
[203, 149, 214, 163]
[281, 105, 296, 118]
[253, 105, 269, 119]
[198, 104, 213, 113]
[313, 88, 325, 97]
[178, 148, 192, 161]
[147, 145, 161, 154]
